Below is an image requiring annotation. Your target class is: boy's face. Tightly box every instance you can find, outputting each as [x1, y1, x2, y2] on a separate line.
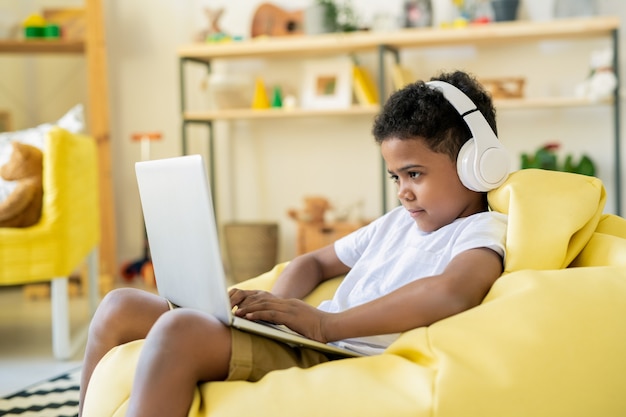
[381, 136, 486, 233]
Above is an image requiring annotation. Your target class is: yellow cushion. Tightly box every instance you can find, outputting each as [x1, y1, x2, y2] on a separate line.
[569, 214, 626, 267]
[83, 169, 626, 417]
[487, 169, 605, 272]
[0, 127, 99, 284]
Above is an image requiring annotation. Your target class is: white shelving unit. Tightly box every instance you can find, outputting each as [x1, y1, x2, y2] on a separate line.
[178, 16, 621, 215]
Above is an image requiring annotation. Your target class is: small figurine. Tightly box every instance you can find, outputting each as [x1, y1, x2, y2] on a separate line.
[252, 78, 270, 109]
[576, 48, 617, 103]
[195, 7, 225, 42]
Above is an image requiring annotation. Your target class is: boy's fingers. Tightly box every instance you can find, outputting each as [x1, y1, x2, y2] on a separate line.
[230, 289, 276, 309]
[229, 288, 251, 307]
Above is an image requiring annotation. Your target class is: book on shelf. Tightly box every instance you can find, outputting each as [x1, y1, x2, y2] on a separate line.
[391, 64, 415, 90]
[352, 65, 379, 106]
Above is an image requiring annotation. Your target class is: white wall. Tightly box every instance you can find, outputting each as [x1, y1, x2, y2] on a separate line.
[2, 0, 626, 273]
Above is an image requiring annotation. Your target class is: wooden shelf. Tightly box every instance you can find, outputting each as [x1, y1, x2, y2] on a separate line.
[179, 15, 619, 124]
[178, 16, 619, 62]
[495, 96, 612, 109]
[183, 97, 610, 122]
[0, 39, 85, 54]
[184, 106, 379, 121]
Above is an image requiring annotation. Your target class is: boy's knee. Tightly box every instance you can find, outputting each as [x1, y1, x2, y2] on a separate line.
[145, 311, 232, 379]
[89, 288, 145, 335]
[150, 309, 226, 344]
[151, 309, 197, 337]
[97, 288, 140, 317]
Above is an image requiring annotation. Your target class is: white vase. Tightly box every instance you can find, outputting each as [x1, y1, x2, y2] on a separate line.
[524, 0, 556, 21]
[554, 0, 596, 18]
[304, 4, 334, 35]
[431, 0, 456, 27]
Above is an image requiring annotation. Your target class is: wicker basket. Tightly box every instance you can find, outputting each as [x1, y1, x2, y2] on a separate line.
[223, 222, 279, 283]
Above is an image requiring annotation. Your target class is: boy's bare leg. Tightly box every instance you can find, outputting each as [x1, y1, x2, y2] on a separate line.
[79, 288, 170, 416]
[125, 309, 232, 417]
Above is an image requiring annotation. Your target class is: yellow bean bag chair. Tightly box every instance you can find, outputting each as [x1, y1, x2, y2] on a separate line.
[83, 169, 626, 417]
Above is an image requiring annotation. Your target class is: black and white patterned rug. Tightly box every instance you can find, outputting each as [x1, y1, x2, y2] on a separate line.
[0, 368, 80, 417]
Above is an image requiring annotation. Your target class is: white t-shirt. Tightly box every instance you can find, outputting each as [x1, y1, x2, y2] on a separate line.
[318, 206, 508, 355]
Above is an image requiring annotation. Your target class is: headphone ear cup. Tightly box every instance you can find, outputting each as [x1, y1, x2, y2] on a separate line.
[457, 138, 510, 192]
[456, 138, 482, 192]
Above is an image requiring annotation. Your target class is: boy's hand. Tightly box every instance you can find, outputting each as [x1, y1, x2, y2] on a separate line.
[229, 288, 330, 343]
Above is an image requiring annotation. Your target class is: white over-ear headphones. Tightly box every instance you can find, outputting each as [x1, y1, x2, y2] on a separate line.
[426, 80, 510, 192]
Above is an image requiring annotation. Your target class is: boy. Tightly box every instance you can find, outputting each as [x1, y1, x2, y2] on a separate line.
[79, 70, 508, 417]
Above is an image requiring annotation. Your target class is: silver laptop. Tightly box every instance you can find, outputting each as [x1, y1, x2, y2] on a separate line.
[135, 155, 361, 358]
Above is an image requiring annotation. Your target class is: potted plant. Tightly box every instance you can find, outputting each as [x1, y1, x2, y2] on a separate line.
[521, 143, 596, 176]
[491, 0, 520, 21]
[305, 0, 359, 34]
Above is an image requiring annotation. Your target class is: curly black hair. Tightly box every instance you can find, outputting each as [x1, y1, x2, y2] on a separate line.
[371, 70, 497, 161]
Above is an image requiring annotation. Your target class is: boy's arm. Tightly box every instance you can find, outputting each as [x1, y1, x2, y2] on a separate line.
[320, 246, 503, 342]
[234, 246, 502, 343]
[229, 244, 350, 309]
[271, 245, 351, 299]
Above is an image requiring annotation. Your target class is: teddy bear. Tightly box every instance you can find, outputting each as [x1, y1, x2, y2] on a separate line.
[0, 141, 44, 228]
[287, 196, 331, 224]
[575, 48, 617, 102]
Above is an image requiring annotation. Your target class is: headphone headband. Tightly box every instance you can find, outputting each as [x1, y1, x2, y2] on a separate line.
[427, 80, 478, 115]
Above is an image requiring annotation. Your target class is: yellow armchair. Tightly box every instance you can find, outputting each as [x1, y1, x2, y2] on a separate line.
[0, 127, 100, 360]
[83, 169, 626, 416]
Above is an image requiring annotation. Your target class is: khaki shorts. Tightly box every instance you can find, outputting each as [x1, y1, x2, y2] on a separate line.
[227, 327, 334, 381]
[166, 298, 333, 382]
